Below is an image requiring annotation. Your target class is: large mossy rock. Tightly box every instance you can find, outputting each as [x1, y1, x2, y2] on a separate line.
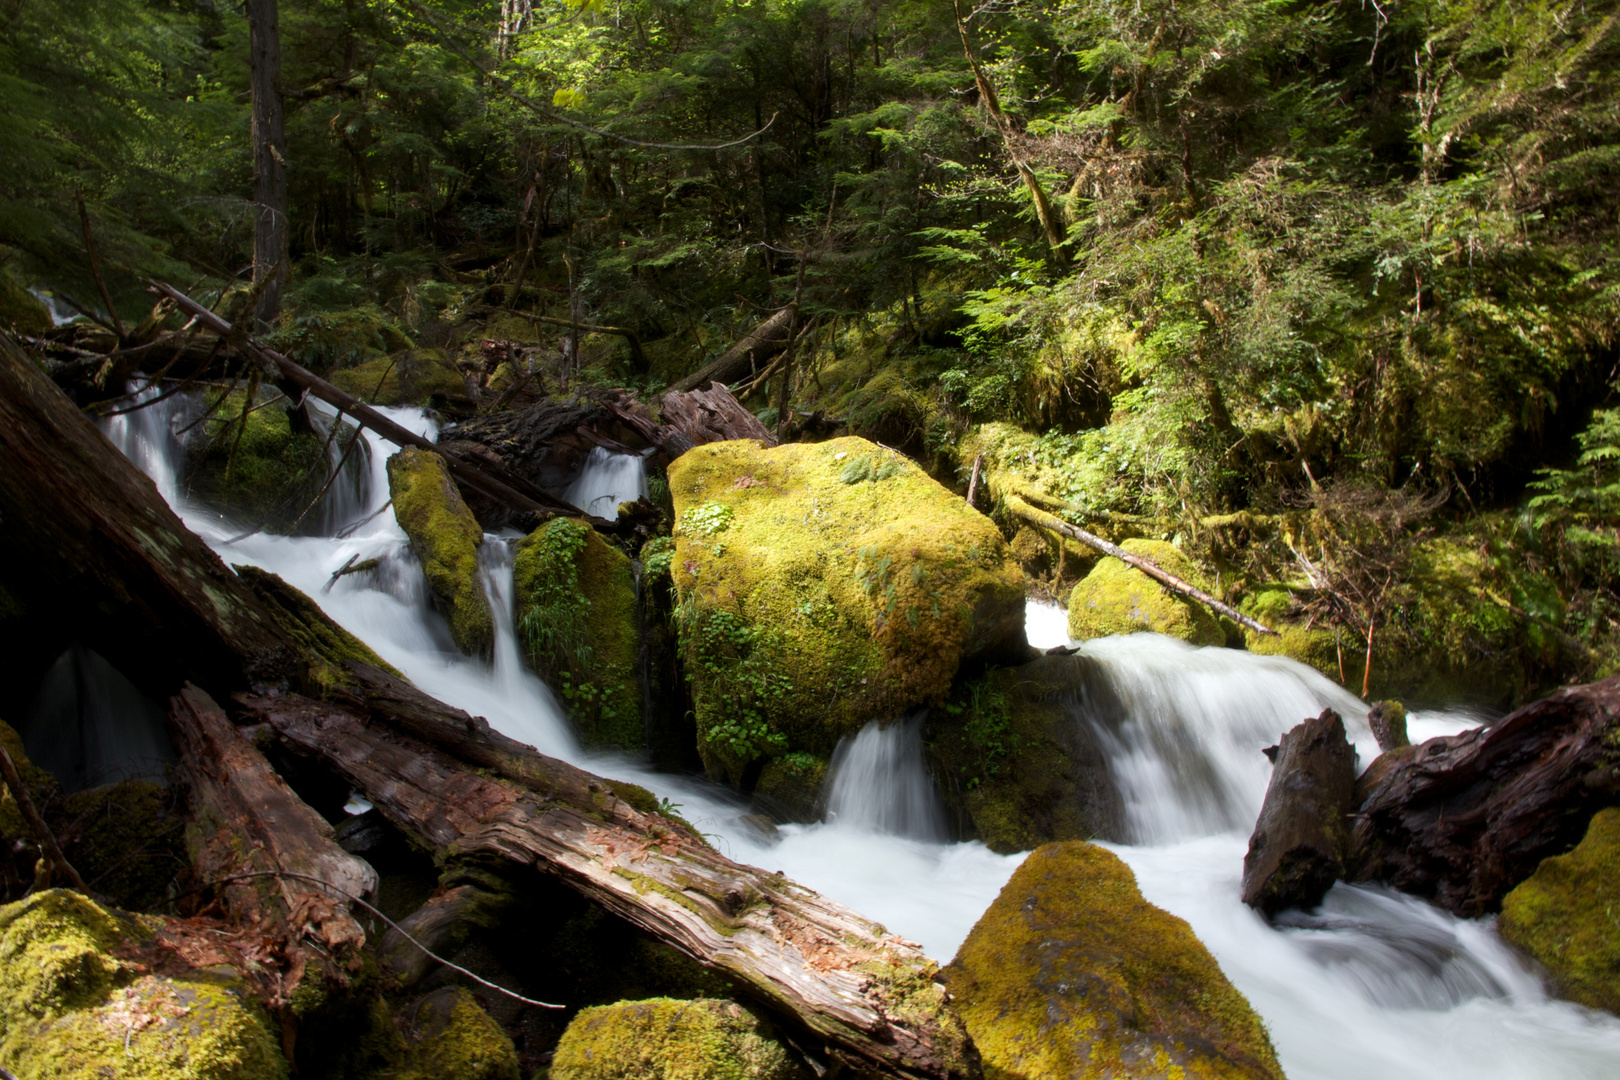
[550, 997, 804, 1080]
[1067, 539, 1224, 646]
[0, 269, 52, 335]
[1499, 807, 1620, 1015]
[391, 987, 521, 1080]
[185, 389, 336, 527]
[514, 517, 642, 748]
[667, 436, 1026, 780]
[387, 447, 494, 658]
[942, 843, 1284, 1080]
[330, 348, 469, 408]
[924, 655, 1123, 853]
[0, 890, 288, 1079]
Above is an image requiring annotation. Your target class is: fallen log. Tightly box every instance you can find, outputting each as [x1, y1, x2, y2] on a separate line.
[661, 381, 778, 448]
[1004, 494, 1275, 636]
[1347, 675, 1620, 917]
[668, 305, 797, 394]
[238, 677, 980, 1080]
[1241, 709, 1357, 916]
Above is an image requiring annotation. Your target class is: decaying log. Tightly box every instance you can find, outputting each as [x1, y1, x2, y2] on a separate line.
[1241, 709, 1357, 916]
[151, 282, 600, 526]
[239, 673, 979, 1080]
[1348, 675, 1620, 917]
[1004, 494, 1275, 636]
[668, 305, 798, 394]
[171, 684, 376, 999]
[661, 381, 779, 448]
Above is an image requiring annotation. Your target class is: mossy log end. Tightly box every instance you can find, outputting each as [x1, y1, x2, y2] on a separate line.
[237, 678, 981, 1080]
[1348, 674, 1620, 917]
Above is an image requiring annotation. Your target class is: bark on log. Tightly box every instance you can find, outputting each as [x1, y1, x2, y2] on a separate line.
[171, 684, 375, 1000]
[1004, 494, 1276, 636]
[1347, 675, 1620, 917]
[238, 671, 980, 1080]
[150, 282, 601, 526]
[667, 305, 797, 394]
[661, 381, 779, 449]
[1241, 709, 1357, 916]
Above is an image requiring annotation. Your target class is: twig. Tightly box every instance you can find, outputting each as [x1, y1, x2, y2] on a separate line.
[335, 499, 392, 539]
[0, 742, 86, 890]
[207, 870, 563, 1009]
[1362, 619, 1376, 700]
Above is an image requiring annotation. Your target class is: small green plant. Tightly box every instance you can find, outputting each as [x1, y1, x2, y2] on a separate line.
[681, 500, 735, 537]
[675, 598, 792, 763]
[942, 674, 1016, 788]
[642, 535, 675, 579]
[838, 454, 903, 484]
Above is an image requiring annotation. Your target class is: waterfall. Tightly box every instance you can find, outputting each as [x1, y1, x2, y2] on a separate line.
[564, 446, 648, 516]
[94, 390, 1620, 1080]
[823, 712, 949, 841]
[15, 644, 175, 791]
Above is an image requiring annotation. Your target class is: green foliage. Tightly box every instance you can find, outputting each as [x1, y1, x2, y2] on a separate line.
[681, 500, 735, 537]
[675, 601, 792, 763]
[940, 675, 1016, 789]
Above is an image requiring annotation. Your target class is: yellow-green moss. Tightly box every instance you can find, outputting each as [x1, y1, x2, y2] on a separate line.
[943, 843, 1284, 1080]
[1068, 538, 1224, 646]
[330, 348, 469, 407]
[1500, 807, 1620, 1015]
[396, 987, 521, 1080]
[550, 997, 803, 1080]
[269, 304, 412, 372]
[387, 448, 494, 658]
[514, 518, 642, 748]
[751, 753, 828, 823]
[668, 436, 1025, 781]
[0, 269, 51, 335]
[0, 717, 55, 841]
[234, 564, 407, 693]
[187, 388, 333, 524]
[0, 890, 288, 1080]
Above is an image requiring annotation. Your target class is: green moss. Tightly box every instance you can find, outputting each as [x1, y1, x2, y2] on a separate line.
[550, 998, 804, 1080]
[396, 987, 521, 1080]
[186, 388, 335, 526]
[1500, 807, 1620, 1015]
[0, 890, 288, 1080]
[387, 448, 494, 658]
[942, 843, 1284, 1080]
[0, 717, 56, 840]
[1068, 539, 1225, 646]
[330, 348, 468, 407]
[0, 268, 51, 335]
[751, 753, 828, 823]
[514, 518, 643, 749]
[668, 436, 1025, 782]
[234, 564, 407, 693]
[269, 304, 412, 373]
[59, 781, 186, 912]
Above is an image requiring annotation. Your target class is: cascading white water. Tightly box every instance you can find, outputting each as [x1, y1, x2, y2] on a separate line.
[823, 712, 949, 841]
[564, 446, 648, 516]
[99, 389, 1620, 1079]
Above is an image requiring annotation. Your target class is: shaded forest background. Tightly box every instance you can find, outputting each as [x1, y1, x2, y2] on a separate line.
[4, 0, 1619, 703]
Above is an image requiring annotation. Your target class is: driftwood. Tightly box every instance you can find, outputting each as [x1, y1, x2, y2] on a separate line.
[1004, 494, 1276, 636]
[668, 305, 798, 394]
[661, 381, 779, 449]
[240, 664, 978, 1080]
[1348, 675, 1620, 916]
[171, 684, 376, 999]
[1241, 709, 1356, 916]
[151, 282, 600, 526]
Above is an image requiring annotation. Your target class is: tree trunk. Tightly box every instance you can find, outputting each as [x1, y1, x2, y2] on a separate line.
[240, 666, 980, 1080]
[1241, 709, 1356, 916]
[248, 0, 290, 326]
[667, 305, 798, 394]
[1348, 675, 1620, 916]
[660, 381, 778, 448]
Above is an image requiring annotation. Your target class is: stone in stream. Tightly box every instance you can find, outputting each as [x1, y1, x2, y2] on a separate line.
[1499, 806, 1620, 1015]
[1241, 708, 1357, 916]
[386, 446, 494, 658]
[942, 842, 1285, 1080]
[667, 436, 1027, 784]
[550, 997, 805, 1080]
[1067, 538, 1227, 646]
[1367, 699, 1409, 752]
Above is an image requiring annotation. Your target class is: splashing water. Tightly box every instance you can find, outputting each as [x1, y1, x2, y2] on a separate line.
[564, 446, 648, 516]
[98, 389, 1620, 1079]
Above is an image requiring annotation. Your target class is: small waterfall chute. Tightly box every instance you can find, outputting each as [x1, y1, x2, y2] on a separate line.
[564, 446, 648, 517]
[823, 712, 949, 842]
[16, 644, 175, 791]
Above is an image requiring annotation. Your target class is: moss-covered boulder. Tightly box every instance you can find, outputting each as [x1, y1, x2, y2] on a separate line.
[394, 987, 521, 1080]
[514, 517, 642, 748]
[59, 781, 188, 912]
[1499, 807, 1620, 1015]
[0, 890, 288, 1079]
[550, 998, 803, 1080]
[330, 348, 469, 408]
[1068, 539, 1224, 646]
[668, 436, 1026, 781]
[185, 389, 336, 527]
[943, 843, 1284, 1080]
[750, 752, 829, 823]
[0, 269, 52, 335]
[387, 448, 494, 658]
[925, 656, 1122, 854]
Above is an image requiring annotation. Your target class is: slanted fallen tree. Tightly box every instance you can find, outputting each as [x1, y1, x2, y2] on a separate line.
[668, 304, 797, 394]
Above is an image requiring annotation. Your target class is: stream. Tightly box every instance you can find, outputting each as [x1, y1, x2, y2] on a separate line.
[99, 395, 1620, 1079]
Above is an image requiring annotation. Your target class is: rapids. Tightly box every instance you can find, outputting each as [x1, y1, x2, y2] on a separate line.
[100, 394, 1620, 1079]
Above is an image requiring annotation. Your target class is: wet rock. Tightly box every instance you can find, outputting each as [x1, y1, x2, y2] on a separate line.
[942, 842, 1284, 1080]
[395, 986, 521, 1080]
[1499, 807, 1620, 1015]
[667, 436, 1026, 783]
[749, 753, 827, 823]
[1368, 700, 1409, 752]
[1068, 538, 1225, 646]
[0, 889, 288, 1079]
[1241, 708, 1357, 916]
[184, 387, 338, 529]
[0, 270, 51, 336]
[514, 518, 642, 748]
[550, 997, 804, 1080]
[924, 654, 1124, 853]
[387, 447, 494, 658]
